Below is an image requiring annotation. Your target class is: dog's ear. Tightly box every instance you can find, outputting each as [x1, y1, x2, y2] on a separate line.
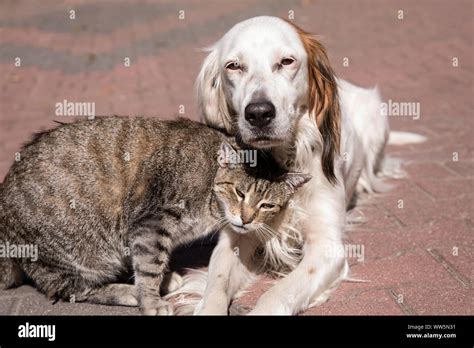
[287, 21, 341, 184]
[304, 35, 341, 184]
[196, 46, 233, 134]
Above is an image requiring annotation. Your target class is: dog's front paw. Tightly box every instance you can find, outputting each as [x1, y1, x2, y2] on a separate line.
[194, 301, 228, 315]
[248, 296, 290, 315]
[161, 272, 184, 294]
[141, 298, 174, 316]
[192, 299, 204, 315]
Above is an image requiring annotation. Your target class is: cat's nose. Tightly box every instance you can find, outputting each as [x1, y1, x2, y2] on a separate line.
[241, 205, 255, 225]
[241, 213, 254, 225]
[241, 216, 252, 225]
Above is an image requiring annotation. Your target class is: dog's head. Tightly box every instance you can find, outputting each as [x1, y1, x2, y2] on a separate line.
[197, 16, 340, 183]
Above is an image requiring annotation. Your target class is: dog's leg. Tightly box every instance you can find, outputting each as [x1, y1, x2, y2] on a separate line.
[196, 229, 258, 315]
[248, 237, 347, 315]
[249, 182, 348, 315]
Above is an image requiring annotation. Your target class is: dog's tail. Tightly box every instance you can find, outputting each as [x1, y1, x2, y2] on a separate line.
[358, 131, 427, 194]
[388, 131, 427, 146]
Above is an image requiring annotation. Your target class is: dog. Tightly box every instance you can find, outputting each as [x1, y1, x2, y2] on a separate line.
[170, 16, 426, 315]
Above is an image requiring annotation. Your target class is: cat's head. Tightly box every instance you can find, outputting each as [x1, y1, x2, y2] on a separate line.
[213, 142, 311, 235]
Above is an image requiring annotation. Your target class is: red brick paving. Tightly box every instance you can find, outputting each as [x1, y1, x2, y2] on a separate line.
[0, 0, 472, 315]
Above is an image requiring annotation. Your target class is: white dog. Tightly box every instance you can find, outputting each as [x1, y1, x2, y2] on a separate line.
[170, 16, 425, 315]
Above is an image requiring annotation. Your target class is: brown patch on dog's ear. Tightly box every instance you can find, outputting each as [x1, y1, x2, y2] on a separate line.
[285, 20, 341, 184]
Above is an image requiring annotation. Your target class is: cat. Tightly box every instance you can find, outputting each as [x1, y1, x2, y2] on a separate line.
[0, 117, 310, 315]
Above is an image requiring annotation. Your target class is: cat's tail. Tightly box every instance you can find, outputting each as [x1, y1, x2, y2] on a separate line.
[0, 207, 24, 289]
[163, 269, 208, 315]
[0, 256, 23, 289]
[0, 258, 10, 287]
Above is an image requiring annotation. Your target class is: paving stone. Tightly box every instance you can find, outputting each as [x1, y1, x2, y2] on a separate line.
[393, 284, 472, 315]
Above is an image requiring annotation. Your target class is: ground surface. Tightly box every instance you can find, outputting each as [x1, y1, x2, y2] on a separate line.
[0, 0, 472, 315]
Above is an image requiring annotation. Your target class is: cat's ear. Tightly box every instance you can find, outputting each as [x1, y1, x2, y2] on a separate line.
[280, 173, 312, 192]
[217, 141, 237, 168]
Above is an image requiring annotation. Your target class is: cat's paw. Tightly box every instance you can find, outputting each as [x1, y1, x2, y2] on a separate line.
[142, 299, 174, 316]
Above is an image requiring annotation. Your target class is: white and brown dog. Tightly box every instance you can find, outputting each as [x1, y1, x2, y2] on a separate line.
[171, 16, 425, 315]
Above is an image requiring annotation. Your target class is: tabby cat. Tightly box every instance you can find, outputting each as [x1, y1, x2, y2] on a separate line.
[0, 117, 310, 315]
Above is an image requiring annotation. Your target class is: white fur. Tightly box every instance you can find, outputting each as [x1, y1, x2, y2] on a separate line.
[170, 16, 426, 315]
[388, 131, 427, 145]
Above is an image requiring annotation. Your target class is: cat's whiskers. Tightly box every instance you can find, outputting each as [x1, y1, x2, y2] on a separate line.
[211, 216, 228, 231]
[280, 223, 304, 242]
[207, 217, 230, 241]
[254, 225, 274, 243]
[209, 221, 229, 242]
[261, 223, 279, 238]
[253, 226, 267, 243]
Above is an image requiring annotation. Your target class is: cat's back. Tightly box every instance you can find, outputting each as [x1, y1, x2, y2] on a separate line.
[2, 117, 162, 198]
[0, 117, 225, 231]
[3, 117, 222, 178]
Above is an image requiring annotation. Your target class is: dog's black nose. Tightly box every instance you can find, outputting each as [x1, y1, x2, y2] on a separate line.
[245, 102, 275, 128]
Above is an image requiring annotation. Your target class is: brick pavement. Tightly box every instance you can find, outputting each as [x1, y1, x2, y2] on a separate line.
[0, 0, 472, 315]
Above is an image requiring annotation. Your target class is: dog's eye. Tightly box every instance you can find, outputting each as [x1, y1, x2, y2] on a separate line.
[260, 203, 276, 209]
[226, 61, 241, 70]
[281, 58, 294, 66]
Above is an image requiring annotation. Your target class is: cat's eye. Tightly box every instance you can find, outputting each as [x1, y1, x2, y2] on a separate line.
[235, 188, 245, 199]
[260, 203, 276, 209]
